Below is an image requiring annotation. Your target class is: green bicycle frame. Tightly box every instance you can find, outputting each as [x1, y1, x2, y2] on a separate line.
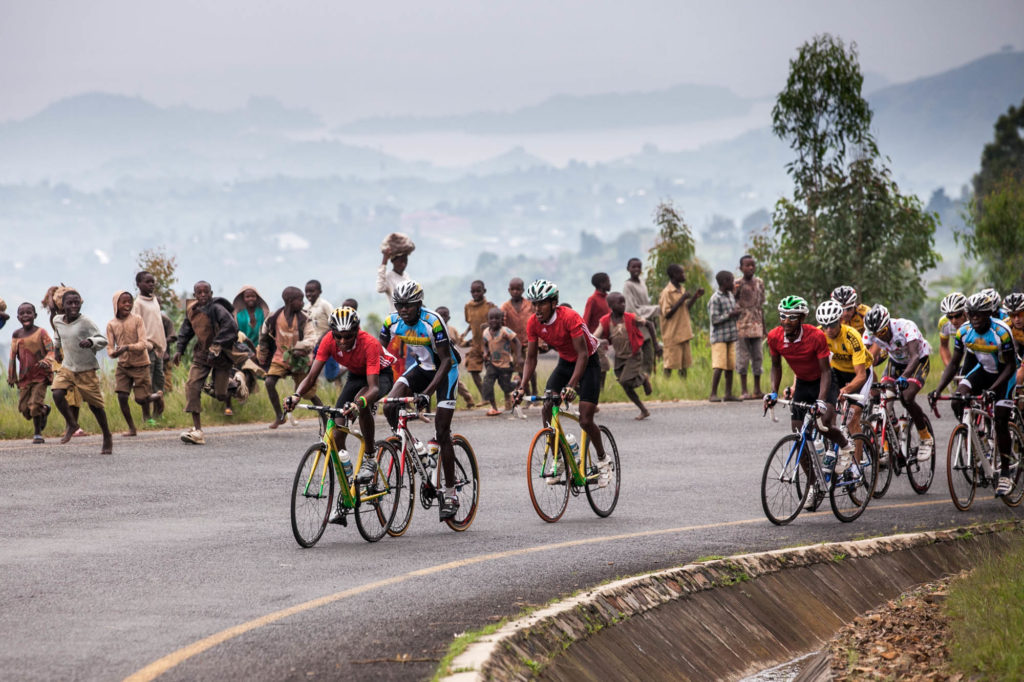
[301, 416, 389, 510]
[550, 403, 594, 487]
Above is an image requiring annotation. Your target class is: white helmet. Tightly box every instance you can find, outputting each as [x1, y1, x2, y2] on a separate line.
[940, 292, 967, 316]
[815, 300, 844, 326]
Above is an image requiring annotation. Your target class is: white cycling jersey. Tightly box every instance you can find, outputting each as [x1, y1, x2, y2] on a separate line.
[863, 318, 931, 365]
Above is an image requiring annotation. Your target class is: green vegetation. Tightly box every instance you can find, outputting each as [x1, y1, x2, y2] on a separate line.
[946, 535, 1024, 679]
[431, 619, 506, 682]
[644, 200, 711, 331]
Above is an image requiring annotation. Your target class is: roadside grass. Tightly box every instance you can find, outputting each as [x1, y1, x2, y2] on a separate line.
[946, 534, 1024, 680]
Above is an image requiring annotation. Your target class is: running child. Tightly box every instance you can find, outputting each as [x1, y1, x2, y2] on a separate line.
[7, 302, 54, 443]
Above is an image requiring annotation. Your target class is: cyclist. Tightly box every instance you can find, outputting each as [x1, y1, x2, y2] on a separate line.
[286, 307, 395, 485]
[816, 300, 870, 445]
[930, 291, 1018, 496]
[863, 304, 934, 462]
[511, 279, 609, 486]
[1003, 292, 1024, 405]
[937, 292, 969, 369]
[979, 287, 1009, 321]
[830, 285, 870, 334]
[378, 281, 463, 520]
[764, 296, 856, 474]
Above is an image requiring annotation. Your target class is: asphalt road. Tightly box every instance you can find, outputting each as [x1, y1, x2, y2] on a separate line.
[2, 399, 1020, 681]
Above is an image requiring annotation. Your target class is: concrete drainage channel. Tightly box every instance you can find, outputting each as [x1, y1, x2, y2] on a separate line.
[441, 520, 1023, 681]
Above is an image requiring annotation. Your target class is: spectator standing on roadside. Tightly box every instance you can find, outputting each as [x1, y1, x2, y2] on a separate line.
[501, 277, 536, 397]
[481, 307, 521, 415]
[623, 258, 660, 375]
[7, 302, 53, 443]
[464, 280, 497, 397]
[436, 306, 476, 408]
[658, 264, 703, 379]
[583, 272, 612, 394]
[303, 279, 333, 337]
[133, 271, 168, 422]
[708, 271, 741, 402]
[734, 255, 766, 399]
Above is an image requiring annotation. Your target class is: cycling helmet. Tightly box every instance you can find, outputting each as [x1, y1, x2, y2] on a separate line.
[1003, 292, 1024, 314]
[815, 300, 844, 326]
[392, 280, 424, 306]
[863, 304, 891, 333]
[966, 290, 998, 314]
[830, 285, 858, 308]
[777, 295, 809, 316]
[327, 306, 359, 333]
[980, 287, 1002, 309]
[524, 279, 559, 302]
[939, 292, 967, 316]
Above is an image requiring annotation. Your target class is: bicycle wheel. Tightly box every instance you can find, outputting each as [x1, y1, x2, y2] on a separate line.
[830, 434, 876, 522]
[355, 440, 401, 542]
[946, 424, 976, 511]
[904, 414, 935, 494]
[445, 435, 479, 531]
[761, 434, 811, 525]
[527, 427, 570, 523]
[867, 417, 893, 499]
[291, 443, 334, 548]
[585, 425, 620, 518]
[386, 445, 416, 538]
[1001, 423, 1024, 508]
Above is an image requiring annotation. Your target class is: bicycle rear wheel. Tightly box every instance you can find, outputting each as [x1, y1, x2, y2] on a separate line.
[1001, 423, 1024, 508]
[291, 443, 334, 548]
[830, 434, 876, 522]
[386, 443, 416, 538]
[527, 427, 569, 523]
[355, 440, 401, 542]
[585, 425, 620, 518]
[868, 417, 893, 499]
[946, 424, 976, 511]
[761, 434, 810, 525]
[904, 414, 935, 494]
[445, 435, 479, 531]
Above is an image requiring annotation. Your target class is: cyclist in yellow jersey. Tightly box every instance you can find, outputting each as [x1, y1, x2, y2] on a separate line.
[937, 292, 968, 370]
[817, 300, 870, 440]
[1004, 293, 1024, 406]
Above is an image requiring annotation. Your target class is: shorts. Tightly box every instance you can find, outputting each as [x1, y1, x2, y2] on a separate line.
[184, 362, 231, 413]
[18, 381, 48, 419]
[398, 363, 460, 409]
[337, 368, 395, 408]
[482, 364, 515, 402]
[884, 356, 930, 387]
[147, 349, 165, 397]
[465, 344, 485, 373]
[711, 341, 736, 371]
[268, 360, 304, 379]
[663, 339, 693, 370]
[790, 376, 837, 422]
[115, 363, 153, 401]
[961, 364, 1017, 408]
[546, 353, 602, 404]
[52, 367, 104, 408]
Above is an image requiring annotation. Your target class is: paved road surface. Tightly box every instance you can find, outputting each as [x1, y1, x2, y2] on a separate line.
[2, 400, 1019, 681]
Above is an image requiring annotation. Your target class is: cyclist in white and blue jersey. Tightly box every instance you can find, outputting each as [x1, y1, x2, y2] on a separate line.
[379, 280, 463, 520]
[931, 290, 1019, 497]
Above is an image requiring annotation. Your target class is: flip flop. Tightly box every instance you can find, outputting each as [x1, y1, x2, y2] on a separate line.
[486, 408, 502, 416]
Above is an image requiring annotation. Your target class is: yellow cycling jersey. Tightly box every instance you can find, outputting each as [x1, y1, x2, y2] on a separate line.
[938, 314, 960, 340]
[1012, 324, 1024, 349]
[847, 304, 871, 334]
[822, 323, 869, 373]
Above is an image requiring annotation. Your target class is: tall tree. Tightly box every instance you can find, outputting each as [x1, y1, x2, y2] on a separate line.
[136, 246, 181, 321]
[645, 200, 711, 331]
[752, 34, 938, 316]
[971, 98, 1024, 208]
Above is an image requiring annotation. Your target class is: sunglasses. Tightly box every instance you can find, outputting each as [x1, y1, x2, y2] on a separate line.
[822, 320, 841, 329]
[779, 313, 803, 321]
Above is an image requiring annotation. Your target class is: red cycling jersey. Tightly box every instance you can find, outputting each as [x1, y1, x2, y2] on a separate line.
[315, 330, 395, 376]
[766, 324, 830, 381]
[527, 306, 599, 362]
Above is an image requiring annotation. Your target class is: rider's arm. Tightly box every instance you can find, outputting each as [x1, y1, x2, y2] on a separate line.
[939, 335, 952, 367]
[844, 363, 868, 394]
[933, 345, 964, 395]
[566, 334, 590, 390]
[900, 339, 923, 378]
[290, 357, 325, 401]
[419, 339, 453, 398]
[768, 351, 782, 396]
[358, 373, 380, 406]
[816, 357, 832, 403]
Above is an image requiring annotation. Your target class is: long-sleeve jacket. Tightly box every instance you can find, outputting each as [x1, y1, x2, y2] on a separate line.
[107, 290, 152, 367]
[176, 298, 239, 366]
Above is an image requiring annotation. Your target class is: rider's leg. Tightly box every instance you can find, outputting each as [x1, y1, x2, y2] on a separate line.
[994, 404, 1012, 476]
[578, 401, 604, 458]
[435, 407, 456, 488]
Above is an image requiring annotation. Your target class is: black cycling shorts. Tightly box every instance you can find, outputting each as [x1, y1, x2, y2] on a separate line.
[398, 363, 459, 409]
[336, 367, 394, 408]
[883, 356, 930, 387]
[790, 376, 837, 422]
[546, 353, 602, 404]
[962, 364, 1016, 407]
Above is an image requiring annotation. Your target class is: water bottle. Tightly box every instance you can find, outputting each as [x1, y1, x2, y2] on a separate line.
[414, 440, 429, 468]
[426, 440, 440, 469]
[817, 435, 835, 472]
[566, 433, 580, 460]
[338, 449, 353, 479]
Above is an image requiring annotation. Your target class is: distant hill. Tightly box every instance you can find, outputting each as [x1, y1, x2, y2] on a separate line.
[467, 146, 552, 175]
[336, 83, 754, 135]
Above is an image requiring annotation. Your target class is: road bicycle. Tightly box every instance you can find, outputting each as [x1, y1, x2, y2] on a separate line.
[520, 391, 619, 523]
[863, 382, 935, 497]
[381, 397, 479, 535]
[929, 391, 1024, 510]
[761, 398, 876, 524]
[290, 404, 401, 547]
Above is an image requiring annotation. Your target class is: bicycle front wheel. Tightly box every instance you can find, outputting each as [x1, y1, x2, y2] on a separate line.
[445, 435, 479, 531]
[761, 434, 810, 525]
[946, 424, 976, 511]
[868, 417, 893, 499]
[355, 440, 401, 543]
[527, 427, 569, 523]
[291, 443, 334, 548]
[830, 434, 876, 522]
[386, 443, 416, 538]
[1001, 423, 1024, 508]
[585, 425, 620, 518]
[904, 414, 935, 494]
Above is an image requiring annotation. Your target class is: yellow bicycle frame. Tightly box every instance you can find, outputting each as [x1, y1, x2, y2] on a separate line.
[548, 402, 595, 487]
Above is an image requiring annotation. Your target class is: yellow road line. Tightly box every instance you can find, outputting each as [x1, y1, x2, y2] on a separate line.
[123, 497, 955, 681]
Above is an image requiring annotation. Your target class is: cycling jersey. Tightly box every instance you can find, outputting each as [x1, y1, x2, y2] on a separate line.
[821, 323, 868, 374]
[526, 306, 598, 362]
[938, 315, 961, 341]
[380, 308, 458, 372]
[953, 318, 1016, 375]
[766, 324, 830, 381]
[846, 304, 871, 334]
[315, 330, 395, 376]
[863, 318, 931, 364]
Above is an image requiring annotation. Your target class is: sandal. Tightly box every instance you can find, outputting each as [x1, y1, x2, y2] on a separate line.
[486, 408, 502, 416]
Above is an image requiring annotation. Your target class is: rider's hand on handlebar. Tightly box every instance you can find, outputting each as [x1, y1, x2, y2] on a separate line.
[511, 388, 525, 405]
[895, 376, 909, 390]
[560, 386, 578, 403]
[763, 392, 778, 408]
[783, 386, 792, 400]
[284, 393, 300, 411]
[813, 399, 829, 415]
[413, 393, 430, 411]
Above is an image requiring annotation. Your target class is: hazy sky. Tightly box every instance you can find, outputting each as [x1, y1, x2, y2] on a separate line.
[2, 0, 1021, 124]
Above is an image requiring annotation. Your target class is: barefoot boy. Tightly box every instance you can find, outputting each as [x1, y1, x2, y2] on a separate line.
[133, 271, 167, 421]
[707, 271, 741, 402]
[464, 280, 497, 397]
[258, 286, 322, 427]
[7, 303, 54, 443]
[596, 292, 656, 420]
[51, 290, 114, 453]
[481, 307, 521, 415]
[659, 264, 703, 379]
[107, 290, 156, 436]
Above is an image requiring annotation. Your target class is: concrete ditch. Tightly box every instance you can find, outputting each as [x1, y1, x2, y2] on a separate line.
[441, 520, 1023, 681]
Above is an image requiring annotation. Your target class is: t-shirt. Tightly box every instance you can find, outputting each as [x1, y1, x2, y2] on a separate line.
[500, 299, 533, 343]
[482, 326, 517, 369]
[822, 324, 868, 374]
[315, 330, 395, 376]
[527, 307, 599, 362]
[766, 324, 830, 381]
[582, 291, 611, 333]
[953, 318, 1016, 375]
[598, 313, 644, 355]
[863, 319, 931, 365]
[9, 327, 53, 387]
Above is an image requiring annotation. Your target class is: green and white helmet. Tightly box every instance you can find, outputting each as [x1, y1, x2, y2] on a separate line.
[524, 279, 559, 302]
[777, 295, 809, 315]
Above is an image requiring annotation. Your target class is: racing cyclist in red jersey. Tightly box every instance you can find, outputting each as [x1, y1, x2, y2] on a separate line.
[512, 279, 609, 485]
